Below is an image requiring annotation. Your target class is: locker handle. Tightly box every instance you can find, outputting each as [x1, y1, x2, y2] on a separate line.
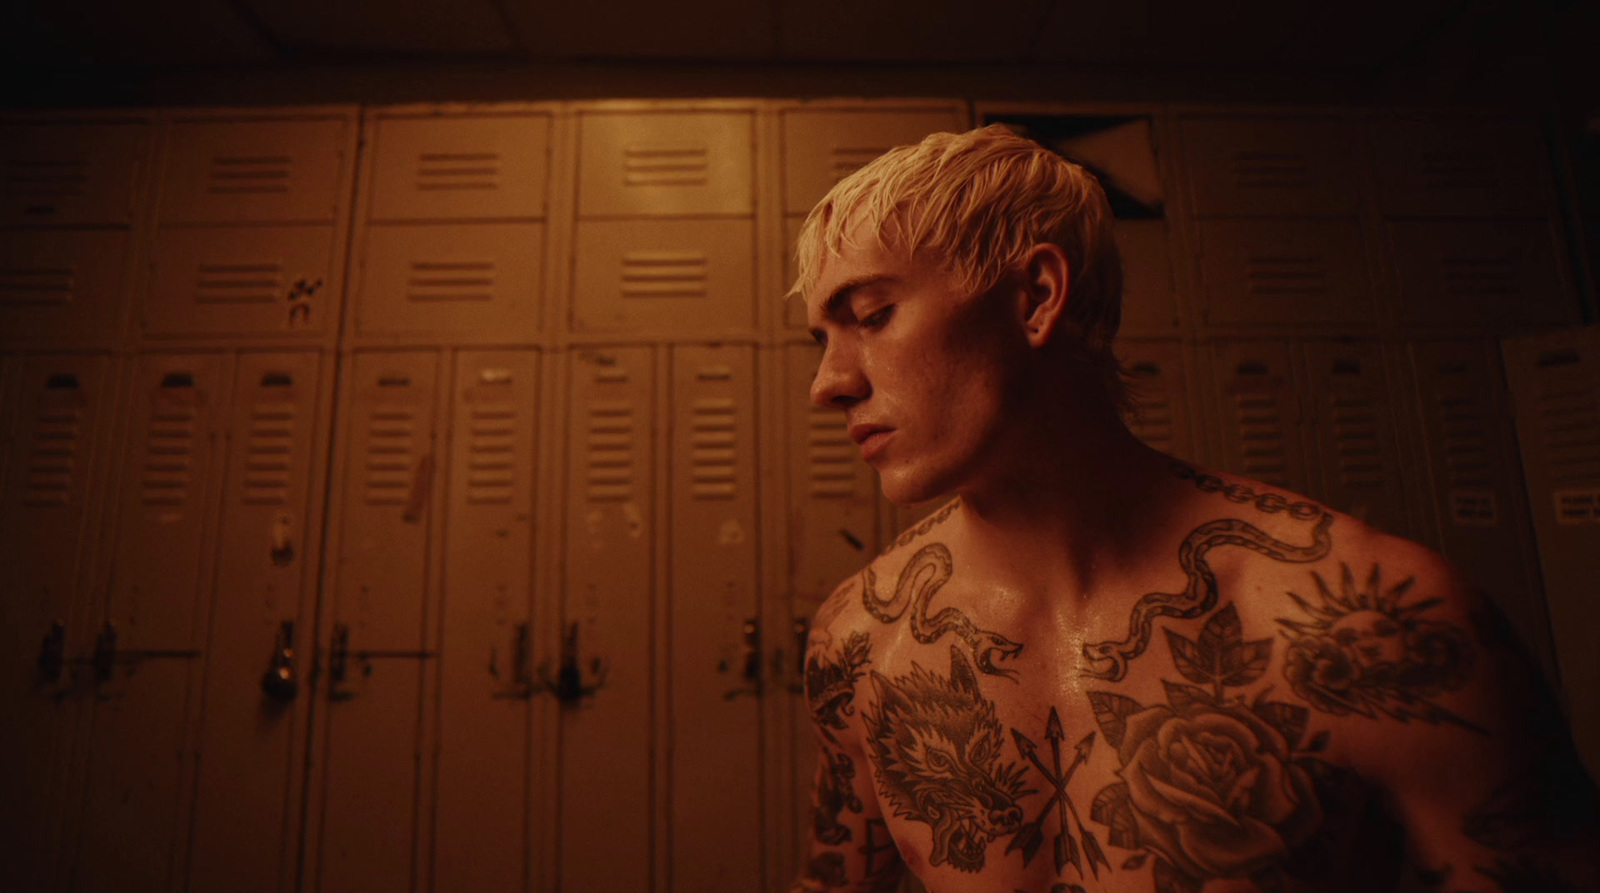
[261, 620, 298, 702]
[787, 617, 810, 695]
[81, 621, 200, 683]
[325, 621, 439, 702]
[723, 617, 763, 701]
[37, 621, 66, 684]
[536, 622, 607, 706]
[493, 622, 537, 701]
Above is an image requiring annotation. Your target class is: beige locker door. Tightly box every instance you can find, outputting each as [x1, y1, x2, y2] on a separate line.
[368, 113, 552, 222]
[353, 222, 545, 339]
[1180, 117, 1364, 218]
[71, 352, 229, 893]
[187, 351, 326, 893]
[144, 224, 339, 338]
[158, 116, 349, 225]
[577, 110, 753, 217]
[0, 121, 146, 226]
[0, 228, 131, 349]
[1502, 329, 1600, 777]
[0, 353, 112, 891]
[783, 216, 807, 330]
[783, 342, 880, 860]
[1387, 220, 1572, 329]
[780, 108, 966, 213]
[1116, 219, 1180, 332]
[1372, 118, 1550, 218]
[561, 347, 655, 892]
[1205, 341, 1309, 494]
[1406, 341, 1554, 679]
[1299, 341, 1411, 536]
[669, 344, 762, 891]
[1197, 219, 1373, 327]
[571, 218, 755, 335]
[1118, 339, 1198, 463]
[433, 349, 539, 893]
[315, 350, 441, 893]
[0, 355, 16, 491]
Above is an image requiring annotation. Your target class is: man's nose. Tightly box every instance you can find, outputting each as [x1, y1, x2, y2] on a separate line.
[810, 344, 869, 409]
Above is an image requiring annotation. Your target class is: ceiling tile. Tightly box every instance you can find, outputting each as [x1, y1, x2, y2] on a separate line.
[504, 0, 777, 60]
[778, 0, 1053, 64]
[5, 0, 278, 67]
[237, 0, 518, 55]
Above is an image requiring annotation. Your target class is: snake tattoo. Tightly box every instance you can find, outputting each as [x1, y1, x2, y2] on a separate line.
[1081, 510, 1335, 681]
[862, 543, 1024, 681]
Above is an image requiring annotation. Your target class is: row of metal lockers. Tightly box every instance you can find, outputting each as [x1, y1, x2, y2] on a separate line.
[0, 97, 1593, 893]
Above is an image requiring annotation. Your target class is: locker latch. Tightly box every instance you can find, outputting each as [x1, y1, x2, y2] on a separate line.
[723, 617, 763, 701]
[261, 620, 298, 702]
[787, 617, 810, 695]
[493, 622, 538, 701]
[37, 621, 66, 684]
[326, 621, 438, 702]
[536, 622, 606, 706]
[84, 621, 201, 683]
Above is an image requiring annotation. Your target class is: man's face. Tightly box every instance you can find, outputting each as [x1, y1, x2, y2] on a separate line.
[805, 227, 1025, 505]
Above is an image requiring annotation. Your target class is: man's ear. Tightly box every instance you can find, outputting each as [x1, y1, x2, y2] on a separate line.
[1018, 243, 1070, 349]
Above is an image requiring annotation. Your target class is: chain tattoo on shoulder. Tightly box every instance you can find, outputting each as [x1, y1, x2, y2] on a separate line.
[862, 542, 1024, 680]
[1081, 464, 1334, 681]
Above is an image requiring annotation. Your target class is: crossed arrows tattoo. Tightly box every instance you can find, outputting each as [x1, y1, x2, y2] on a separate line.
[1007, 707, 1112, 879]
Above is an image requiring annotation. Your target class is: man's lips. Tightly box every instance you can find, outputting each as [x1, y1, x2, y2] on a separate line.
[849, 424, 894, 459]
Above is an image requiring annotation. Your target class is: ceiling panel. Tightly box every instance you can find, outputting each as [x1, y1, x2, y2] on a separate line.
[504, 0, 777, 60]
[236, 0, 518, 55]
[4, 0, 277, 67]
[778, 0, 1052, 63]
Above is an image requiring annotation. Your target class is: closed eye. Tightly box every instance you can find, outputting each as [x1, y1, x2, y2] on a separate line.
[860, 305, 894, 330]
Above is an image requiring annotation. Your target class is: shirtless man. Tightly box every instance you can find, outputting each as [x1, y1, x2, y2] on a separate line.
[789, 125, 1600, 893]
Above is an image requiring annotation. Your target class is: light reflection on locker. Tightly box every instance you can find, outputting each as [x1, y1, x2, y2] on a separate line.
[577, 110, 754, 218]
[157, 116, 350, 225]
[367, 113, 552, 222]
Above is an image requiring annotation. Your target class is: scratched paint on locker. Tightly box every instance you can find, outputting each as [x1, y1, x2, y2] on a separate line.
[561, 346, 655, 892]
[670, 343, 763, 892]
[189, 351, 326, 893]
[72, 352, 228, 893]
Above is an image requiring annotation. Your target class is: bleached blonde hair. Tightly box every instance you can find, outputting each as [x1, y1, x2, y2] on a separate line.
[792, 124, 1127, 410]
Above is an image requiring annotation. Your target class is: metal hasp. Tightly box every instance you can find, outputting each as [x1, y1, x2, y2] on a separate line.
[537, 621, 606, 705]
[723, 616, 763, 700]
[325, 621, 438, 701]
[261, 620, 298, 701]
[491, 621, 537, 701]
[87, 620, 201, 683]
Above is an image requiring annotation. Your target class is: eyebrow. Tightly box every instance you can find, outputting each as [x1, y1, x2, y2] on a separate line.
[817, 274, 894, 324]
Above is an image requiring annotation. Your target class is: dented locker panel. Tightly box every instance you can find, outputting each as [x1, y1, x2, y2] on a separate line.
[188, 351, 327, 893]
[0, 120, 148, 227]
[571, 217, 755, 335]
[1503, 330, 1600, 777]
[1299, 341, 1412, 537]
[144, 224, 340, 339]
[354, 222, 544, 339]
[578, 110, 754, 218]
[1117, 219, 1180, 332]
[1204, 341, 1310, 495]
[780, 107, 966, 213]
[669, 344, 763, 892]
[1181, 117, 1365, 218]
[434, 349, 539, 893]
[1387, 220, 1572, 329]
[158, 116, 350, 225]
[0, 228, 132, 349]
[315, 350, 441, 893]
[1118, 339, 1198, 463]
[1197, 219, 1373, 328]
[562, 346, 655, 893]
[71, 352, 230, 893]
[1371, 117, 1550, 219]
[1405, 341, 1554, 680]
[0, 353, 113, 891]
[368, 113, 551, 222]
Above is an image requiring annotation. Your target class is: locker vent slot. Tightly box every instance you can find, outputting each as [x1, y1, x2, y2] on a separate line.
[620, 251, 708, 299]
[24, 402, 83, 506]
[689, 397, 737, 499]
[1419, 151, 1495, 192]
[406, 260, 494, 303]
[1436, 394, 1492, 489]
[3, 157, 89, 199]
[1535, 385, 1600, 486]
[830, 146, 888, 184]
[1245, 255, 1327, 297]
[807, 408, 855, 498]
[1231, 151, 1309, 190]
[1329, 395, 1383, 489]
[1440, 255, 1517, 297]
[1232, 392, 1289, 486]
[195, 263, 284, 304]
[1553, 488, 1600, 525]
[585, 400, 636, 502]
[364, 407, 417, 504]
[0, 265, 74, 306]
[415, 152, 500, 192]
[207, 154, 293, 195]
[1130, 394, 1175, 452]
[622, 145, 709, 187]
[243, 400, 296, 505]
[142, 399, 198, 506]
[1449, 489, 1498, 526]
[466, 402, 516, 504]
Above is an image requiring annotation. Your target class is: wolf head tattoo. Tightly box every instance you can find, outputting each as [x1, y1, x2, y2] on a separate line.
[865, 646, 1028, 872]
